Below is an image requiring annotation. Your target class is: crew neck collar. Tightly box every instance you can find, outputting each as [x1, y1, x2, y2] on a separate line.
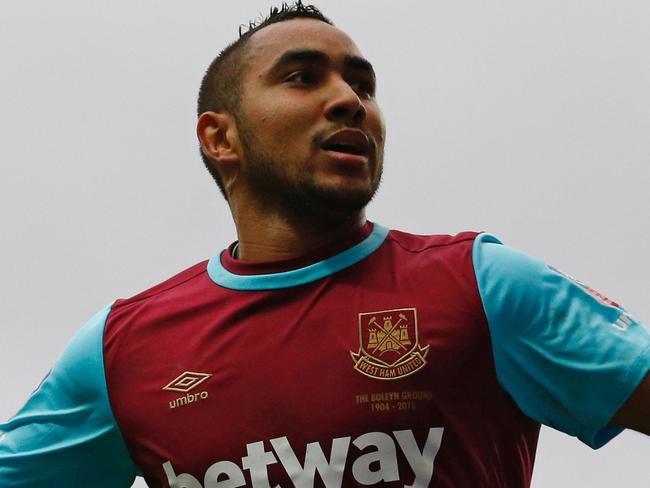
[207, 222, 389, 290]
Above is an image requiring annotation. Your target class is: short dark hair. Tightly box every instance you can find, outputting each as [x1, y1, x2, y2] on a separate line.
[197, 1, 333, 199]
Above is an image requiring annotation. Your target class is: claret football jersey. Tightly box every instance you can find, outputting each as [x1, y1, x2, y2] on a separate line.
[1, 222, 649, 487]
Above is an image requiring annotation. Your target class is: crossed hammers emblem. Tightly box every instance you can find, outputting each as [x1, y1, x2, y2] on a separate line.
[368, 313, 409, 355]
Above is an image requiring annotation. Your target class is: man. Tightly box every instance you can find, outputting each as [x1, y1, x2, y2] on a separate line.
[1, 2, 648, 487]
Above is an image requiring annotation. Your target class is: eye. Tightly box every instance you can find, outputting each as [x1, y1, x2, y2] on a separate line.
[285, 70, 318, 86]
[349, 79, 375, 98]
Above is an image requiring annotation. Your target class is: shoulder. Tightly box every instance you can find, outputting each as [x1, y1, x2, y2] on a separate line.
[382, 228, 480, 269]
[104, 259, 215, 348]
[386, 228, 479, 253]
[112, 260, 209, 309]
[382, 227, 480, 269]
[377, 228, 485, 308]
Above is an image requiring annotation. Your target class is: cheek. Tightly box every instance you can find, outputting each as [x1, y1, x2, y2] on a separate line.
[258, 108, 308, 138]
[367, 106, 386, 143]
[269, 113, 319, 152]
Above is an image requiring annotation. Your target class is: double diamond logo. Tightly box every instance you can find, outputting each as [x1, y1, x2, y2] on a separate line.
[163, 371, 212, 393]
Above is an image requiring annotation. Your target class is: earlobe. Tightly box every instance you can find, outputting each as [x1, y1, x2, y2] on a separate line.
[196, 111, 241, 165]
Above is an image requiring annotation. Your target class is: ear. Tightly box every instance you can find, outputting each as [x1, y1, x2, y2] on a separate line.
[196, 111, 241, 166]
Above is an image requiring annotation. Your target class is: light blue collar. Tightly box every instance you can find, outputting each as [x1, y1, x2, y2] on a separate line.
[207, 223, 389, 290]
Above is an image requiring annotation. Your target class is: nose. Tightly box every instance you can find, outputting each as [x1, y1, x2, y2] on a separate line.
[324, 77, 366, 126]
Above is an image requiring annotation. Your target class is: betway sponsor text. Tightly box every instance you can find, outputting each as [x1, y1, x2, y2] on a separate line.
[163, 427, 444, 488]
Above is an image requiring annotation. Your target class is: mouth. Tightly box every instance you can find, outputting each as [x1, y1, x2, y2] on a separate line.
[320, 129, 371, 158]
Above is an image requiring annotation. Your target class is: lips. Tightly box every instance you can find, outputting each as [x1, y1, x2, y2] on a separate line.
[321, 129, 371, 157]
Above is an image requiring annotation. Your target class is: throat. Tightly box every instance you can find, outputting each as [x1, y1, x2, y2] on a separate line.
[234, 214, 368, 263]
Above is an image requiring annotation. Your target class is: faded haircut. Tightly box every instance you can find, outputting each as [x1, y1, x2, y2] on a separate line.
[197, 1, 333, 199]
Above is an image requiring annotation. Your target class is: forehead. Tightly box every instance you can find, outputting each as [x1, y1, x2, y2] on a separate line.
[245, 18, 364, 70]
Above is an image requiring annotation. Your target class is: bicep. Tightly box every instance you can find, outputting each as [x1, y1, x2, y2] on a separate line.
[610, 371, 650, 434]
[0, 306, 138, 487]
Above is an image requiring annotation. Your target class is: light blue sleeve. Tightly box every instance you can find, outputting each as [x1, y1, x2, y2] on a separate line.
[0, 306, 139, 487]
[473, 233, 650, 449]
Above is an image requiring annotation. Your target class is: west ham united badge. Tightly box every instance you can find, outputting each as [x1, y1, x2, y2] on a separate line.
[351, 308, 429, 380]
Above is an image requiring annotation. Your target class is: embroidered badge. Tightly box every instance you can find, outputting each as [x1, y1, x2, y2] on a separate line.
[163, 371, 213, 410]
[351, 308, 429, 380]
[547, 265, 635, 330]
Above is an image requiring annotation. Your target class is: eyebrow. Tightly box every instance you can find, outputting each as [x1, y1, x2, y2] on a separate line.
[344, 54, 375, 79]
[269, 49, 375, 79]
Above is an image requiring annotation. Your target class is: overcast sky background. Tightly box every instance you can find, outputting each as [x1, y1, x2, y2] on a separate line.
[1, 1, 648, 486]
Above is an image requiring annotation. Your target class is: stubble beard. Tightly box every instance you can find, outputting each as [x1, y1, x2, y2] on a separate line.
[238, 121, 383, 229]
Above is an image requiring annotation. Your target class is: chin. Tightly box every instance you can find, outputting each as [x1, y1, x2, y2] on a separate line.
[315, 170, 377, 195]
[303, 181, 377, 213]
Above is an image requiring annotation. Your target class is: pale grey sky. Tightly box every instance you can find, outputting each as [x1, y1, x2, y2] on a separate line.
[1, 1, 648, 486]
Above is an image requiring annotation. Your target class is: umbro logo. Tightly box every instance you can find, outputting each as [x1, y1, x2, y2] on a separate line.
[163, 371, 212, 410]
[163, 371, 212, 392]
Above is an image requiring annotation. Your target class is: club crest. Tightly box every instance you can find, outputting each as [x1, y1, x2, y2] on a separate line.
[351, 308, 429, 380]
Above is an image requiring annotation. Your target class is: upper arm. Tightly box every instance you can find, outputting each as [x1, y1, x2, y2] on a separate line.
[0, 306, 138, 487]
[473, 234, 650, 448]
[610, 371, 650, 434]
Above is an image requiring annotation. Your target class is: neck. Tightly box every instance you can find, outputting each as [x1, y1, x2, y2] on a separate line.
[233, 208, 367, 263]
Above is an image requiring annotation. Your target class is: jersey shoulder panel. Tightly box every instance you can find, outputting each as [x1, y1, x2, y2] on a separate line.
[105, 259, 217, 346]
[386, 228, 479, 253]
[382, 228, 487, 341]
[0, 306, 138, 487]
[113, 260, 208, 308]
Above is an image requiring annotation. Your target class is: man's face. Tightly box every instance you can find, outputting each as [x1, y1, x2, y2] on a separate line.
[235, 18, 385, 221]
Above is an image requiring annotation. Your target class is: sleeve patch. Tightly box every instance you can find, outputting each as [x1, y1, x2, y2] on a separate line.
[547, 265, 623, 310]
